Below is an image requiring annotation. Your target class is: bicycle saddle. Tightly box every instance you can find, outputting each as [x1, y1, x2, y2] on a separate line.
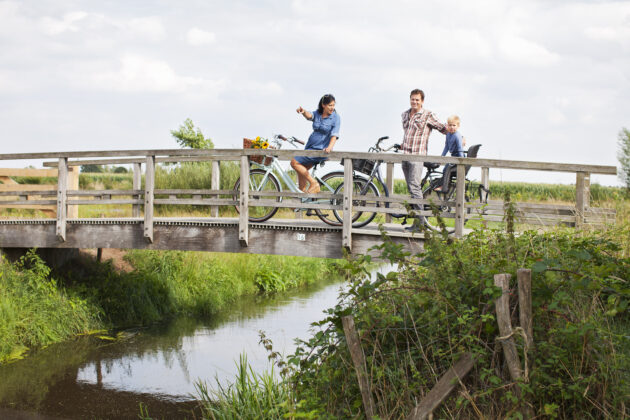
[424, 162, 440, 170]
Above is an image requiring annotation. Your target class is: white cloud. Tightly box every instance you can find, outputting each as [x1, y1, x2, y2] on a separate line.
[186, 27, 216, 46]
[89, 55, 225, 94]
[499, 35, 560, 67]
[40, 11, 88, 35]
[128, 16, 166, 41]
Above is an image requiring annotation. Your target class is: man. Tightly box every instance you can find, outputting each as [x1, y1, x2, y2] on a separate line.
[401, 89, 447, 230]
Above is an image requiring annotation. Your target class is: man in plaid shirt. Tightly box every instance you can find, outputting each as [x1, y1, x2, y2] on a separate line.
[401, 89, 447, 228]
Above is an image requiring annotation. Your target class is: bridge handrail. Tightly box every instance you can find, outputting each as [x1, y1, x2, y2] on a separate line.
[0, 148, 615, 175]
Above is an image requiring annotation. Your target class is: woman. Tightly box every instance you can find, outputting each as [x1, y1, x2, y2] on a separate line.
[292, 94, 340, 193]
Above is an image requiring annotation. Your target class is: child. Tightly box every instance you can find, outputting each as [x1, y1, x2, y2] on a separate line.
[437, 115, 465, 192]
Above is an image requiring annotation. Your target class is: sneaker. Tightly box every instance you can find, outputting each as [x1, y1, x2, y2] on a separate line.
[404, 225, 422, 233]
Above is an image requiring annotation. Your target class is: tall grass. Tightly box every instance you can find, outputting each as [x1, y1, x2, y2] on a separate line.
[195, 354, 295, 420]
[0, 251, 101, 363]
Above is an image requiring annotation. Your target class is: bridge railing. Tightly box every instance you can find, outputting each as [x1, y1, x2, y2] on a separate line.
[0, 148, 618, 249]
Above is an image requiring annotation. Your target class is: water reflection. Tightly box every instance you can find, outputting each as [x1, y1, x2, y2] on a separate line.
[0, 265, 394, 418]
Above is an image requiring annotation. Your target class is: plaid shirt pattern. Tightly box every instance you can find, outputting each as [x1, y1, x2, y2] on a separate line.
[401, 108, 447, 155]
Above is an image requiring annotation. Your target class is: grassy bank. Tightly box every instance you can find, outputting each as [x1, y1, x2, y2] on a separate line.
[198, 213, 630, 419]
[0, 250, 340, 363]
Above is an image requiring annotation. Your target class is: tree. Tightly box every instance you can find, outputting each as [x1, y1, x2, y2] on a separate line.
[618, 127, 630, 191]
[80, 164, 104, 173]
[170, 118, 214, 149]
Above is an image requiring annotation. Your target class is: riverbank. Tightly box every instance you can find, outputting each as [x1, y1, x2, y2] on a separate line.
[0, 249, 341, 364]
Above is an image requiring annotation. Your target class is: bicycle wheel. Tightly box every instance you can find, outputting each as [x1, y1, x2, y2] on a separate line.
[232, 169, 281, 223]
[332, 177, 380, 228]
[422, 180, 455, 233]
[313, 171, 345, 226]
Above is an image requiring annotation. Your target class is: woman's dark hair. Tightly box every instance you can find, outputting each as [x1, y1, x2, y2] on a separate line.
[317, 94, 336, 114]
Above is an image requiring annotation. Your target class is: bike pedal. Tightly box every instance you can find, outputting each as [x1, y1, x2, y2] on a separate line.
[305, 209, 319, 216]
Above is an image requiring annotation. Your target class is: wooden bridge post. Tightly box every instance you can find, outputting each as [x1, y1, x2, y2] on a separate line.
[56, 157, 68, 241]
[67, 166, 79, 219]
[342, 158, 353, 251]
[481, 167, 489, 194]
[454, 164, 466, 238]
[211, 160, 221, 218]
[132, 162, 142, 218]
[143, 155, 155, 243]
[385, 162, 394, 223]
[575, 172, 590, 228]
[239, 156, 249, 246]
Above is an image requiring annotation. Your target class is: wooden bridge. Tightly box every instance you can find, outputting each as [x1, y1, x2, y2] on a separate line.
[0, 148, 617, 259]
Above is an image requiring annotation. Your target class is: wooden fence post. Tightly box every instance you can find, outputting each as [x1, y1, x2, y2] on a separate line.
[575, 172, 590, 228]
[56, 157, 68, 241]
[132, 162, 142, 218]
[211, 160, 220, 218]
[454, 164, 466, 238]
[342, 316, 376, 419]
[517, 269, 534, 351]
[342, 158, 353, 251]
[239, 156, 249, 247]
[385, 162, 394, 223]
[494, 274, 524, 383]
[143, 155, 155, 243]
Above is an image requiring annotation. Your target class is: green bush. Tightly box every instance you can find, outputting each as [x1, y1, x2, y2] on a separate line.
[289, 224, 630, 418]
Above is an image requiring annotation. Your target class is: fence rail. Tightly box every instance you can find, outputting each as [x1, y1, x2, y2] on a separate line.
[0, 148, 618, 250]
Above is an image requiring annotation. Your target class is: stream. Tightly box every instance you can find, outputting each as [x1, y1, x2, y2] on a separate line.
[0, 266, 392, 419]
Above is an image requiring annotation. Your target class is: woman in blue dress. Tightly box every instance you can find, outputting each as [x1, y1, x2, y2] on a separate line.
[292, 94, 340, 193]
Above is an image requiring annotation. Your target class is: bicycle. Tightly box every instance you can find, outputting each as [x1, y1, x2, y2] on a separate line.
[232, 134, 350, 225]
[334, 137, 488, 231]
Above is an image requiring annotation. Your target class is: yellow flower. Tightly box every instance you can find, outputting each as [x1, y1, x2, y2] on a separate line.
[262, 141, 269, 149]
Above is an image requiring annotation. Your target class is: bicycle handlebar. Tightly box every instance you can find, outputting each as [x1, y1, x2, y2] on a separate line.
[276, 134, 305, 146]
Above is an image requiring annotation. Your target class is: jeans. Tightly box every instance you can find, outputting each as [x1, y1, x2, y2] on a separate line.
[402, 161, 424, 210]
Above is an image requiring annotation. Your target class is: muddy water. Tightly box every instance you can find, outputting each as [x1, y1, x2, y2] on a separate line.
[0, 268, 390, 419]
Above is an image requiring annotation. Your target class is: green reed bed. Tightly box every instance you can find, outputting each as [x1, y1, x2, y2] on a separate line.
[0, 251, 101, 363]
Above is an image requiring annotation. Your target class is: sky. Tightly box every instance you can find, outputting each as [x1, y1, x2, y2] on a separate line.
[1, 0, 628, 186]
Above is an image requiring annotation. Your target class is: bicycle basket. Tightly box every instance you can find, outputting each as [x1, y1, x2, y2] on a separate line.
[352, 158, 376, 175]
[243, 138, 274, 165]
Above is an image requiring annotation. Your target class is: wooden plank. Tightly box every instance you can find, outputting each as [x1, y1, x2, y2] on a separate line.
[211, 160, 220, 217]
[154, 198, 238, 206]
[155, 188, 235, 195]
[3, 148, 617, 175]
[342, 158, 353, 251]
[144, 156, 155, 243]
[405, 353, 475, 420]
[386, 162, 394, 223]
[67, 199, 142, 205]
[455, 164, 465, 238]
[342, 316, 376, 419]
[56, 158, 68, 241]
[68, 189, 143, 196]
[238, 156, 249, 247]
[0, 204, 56, 209]
[133, 162, 142, 218]
[0, 184, 57, 192]
[0, 168, 58, 177]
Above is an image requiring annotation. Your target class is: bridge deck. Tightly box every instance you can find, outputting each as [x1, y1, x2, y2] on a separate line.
[0, 218, 427, 259]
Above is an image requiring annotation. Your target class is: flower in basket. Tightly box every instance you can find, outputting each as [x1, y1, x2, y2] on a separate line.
[252, 136, 270, 149]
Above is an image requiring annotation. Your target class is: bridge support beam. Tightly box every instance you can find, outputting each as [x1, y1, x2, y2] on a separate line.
[132, 162, 142, 218]
[211, 160, 220, 218]
[342, 158, 353, 251]
[239, 156, 249, 247]
[576, 172, 590, 228]
[56, 157, 68, 241]
[455, 164, 465, 238]
[144, 155, 155, 243]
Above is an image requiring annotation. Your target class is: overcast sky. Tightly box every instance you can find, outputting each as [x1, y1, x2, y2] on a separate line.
[1, 0, 628, 185]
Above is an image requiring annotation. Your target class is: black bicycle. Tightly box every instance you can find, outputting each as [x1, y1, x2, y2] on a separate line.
[333, 137, 488, 231]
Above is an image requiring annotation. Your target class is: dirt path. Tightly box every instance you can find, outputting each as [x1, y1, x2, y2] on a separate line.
[80, 248, 135, 273]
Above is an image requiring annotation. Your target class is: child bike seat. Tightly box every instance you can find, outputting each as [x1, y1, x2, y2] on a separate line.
[424, 162, 440, 170]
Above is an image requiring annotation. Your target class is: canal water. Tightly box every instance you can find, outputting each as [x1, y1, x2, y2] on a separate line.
[0, 266, 392, 419]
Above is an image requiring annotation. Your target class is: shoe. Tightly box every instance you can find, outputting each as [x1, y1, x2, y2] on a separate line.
[404, 225, 422, 233]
